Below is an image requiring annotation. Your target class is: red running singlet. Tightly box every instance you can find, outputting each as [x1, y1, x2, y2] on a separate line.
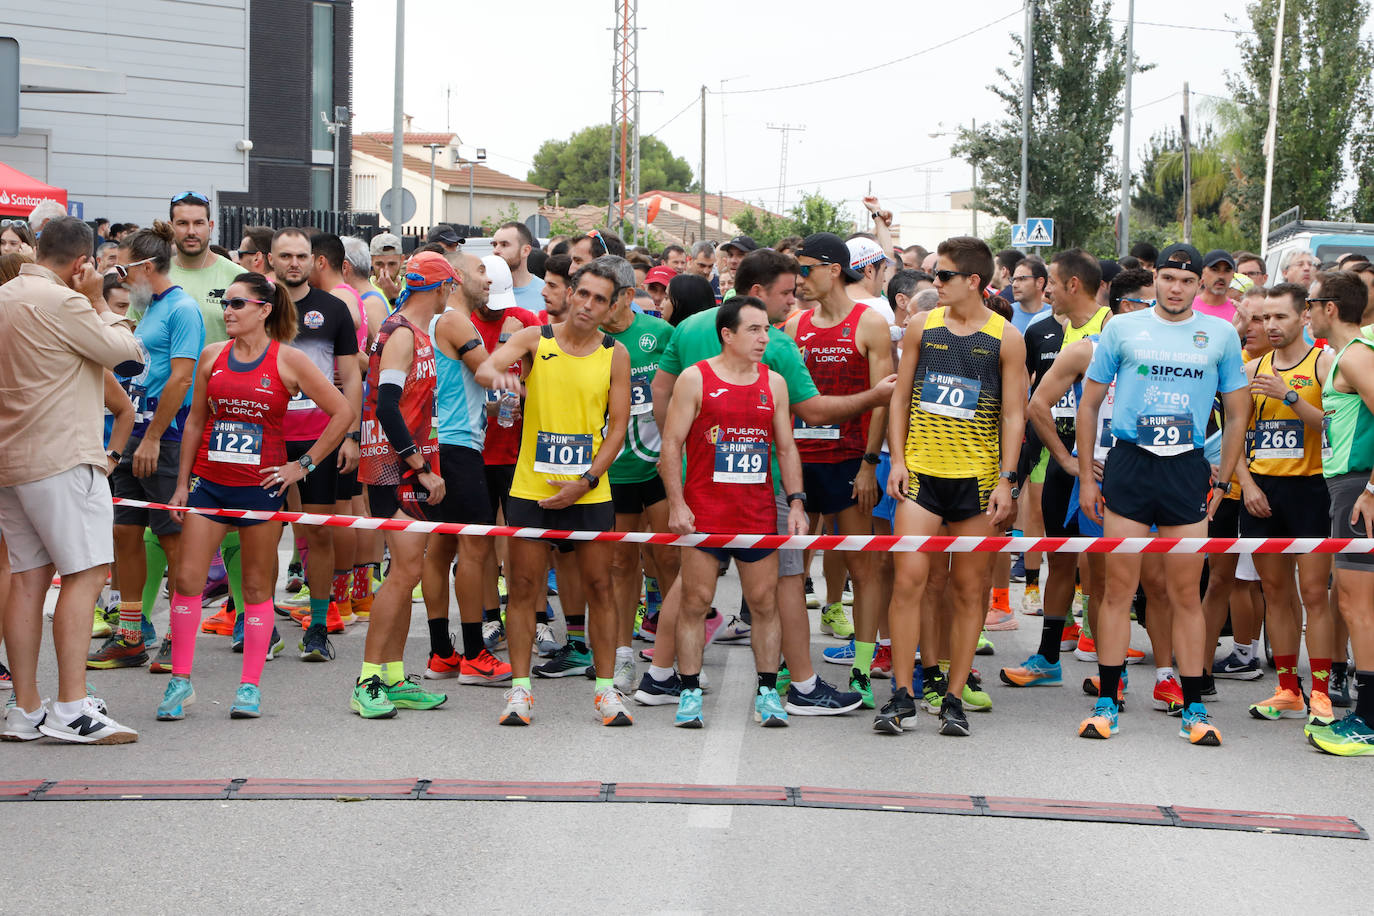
[192, 341, 290, 486]
[793, 303, 870, 462]
[683, 360, 776, 535]
[359, 313, 438, 486]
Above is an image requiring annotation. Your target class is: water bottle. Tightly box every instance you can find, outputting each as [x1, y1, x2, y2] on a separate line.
[497, 391, 519, 427]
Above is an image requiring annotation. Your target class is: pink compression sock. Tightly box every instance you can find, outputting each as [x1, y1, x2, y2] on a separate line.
[240, 600, 273, 686]
[169, 593, 203, 677]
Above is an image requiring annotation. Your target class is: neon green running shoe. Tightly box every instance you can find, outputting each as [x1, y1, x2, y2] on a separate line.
[1308, 713, 1374, 757]
[351, 675, 396, 719]
[962, 672, 993, 711]
[384, 674, 448, 710]
[281, 585, 311, 609]
[776, 665, 791, 697]
[849, 667, 875, 709]
[976, 630, 995, 656]
[633, 603, 646, 636]
[820, 602, 854, 639]
[921, 672, 947, 715]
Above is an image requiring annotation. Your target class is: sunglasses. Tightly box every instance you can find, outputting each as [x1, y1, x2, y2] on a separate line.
[113, 257, 156, 280]
[1304, 297, 1338, 311]
[171, 191, 210, 205]
[1, 218, 27, 229]
[932, 269, 970, 283]
[587, 229, 608, 256]
[222, 297, 267, 311]
[798, 263, 836, 277]
[1120, 297, 1155, 306]
[235, 248, 259, 258]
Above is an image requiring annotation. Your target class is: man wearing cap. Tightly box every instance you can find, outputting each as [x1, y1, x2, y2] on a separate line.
[787, 232, 895, 710]
[644, 264, 676, 314]
[717, 236, 757, 299]
[844, 236, 896, 324]
[427, 224, 464, 255]
[1193, 249, 1237, 322]
[1074, 242, 1249, 746]
[370, 233, 406, 304]
[491, 221, 545, 314]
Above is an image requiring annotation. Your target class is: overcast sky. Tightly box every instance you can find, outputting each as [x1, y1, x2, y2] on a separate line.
[351, 1, 1360, 222]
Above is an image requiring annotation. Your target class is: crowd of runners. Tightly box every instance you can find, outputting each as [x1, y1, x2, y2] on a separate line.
[0, 192, 1371, 758]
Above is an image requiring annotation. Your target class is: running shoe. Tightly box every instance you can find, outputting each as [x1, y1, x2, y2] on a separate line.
[595, 686, 634, 726]
[873, 686, 917, 734]
[1010, 553, 1025, 582]
[325, 602, 346, 634]
[613, 655, 636, 694]
[200, 605, 235, 636]
[920, 674, 947, 715]
[1180, 702, 1222, 746]
[411, 582, 424, 603]
[281, 585, 312, 609]
[976, 630, 995, 656]
[716, 615, 751, 643]
[675, 687, 704, 728]
[497, 574, 508, 605]
[266, 628, 285, 661]
[1000, 654, 1063, 687]
[0, 663, 10, 690]
[1249, 687, 1306, 720]
[1, 703, 44, 741]
[285, 562, 305, 594]
[784, 677, 863, 716]
[460, 649, 513, 686]
[385, 675, 448, 710]
[1308, 712, 1374, 757]
[92, 606, 112, 639]
[1021, 585, 1043, 616]
[1152, 675, 1184, 716]
[156, 677, 195, 721]
[1077, 698, 1120, 739]
[962, 672, 992, 711]
[633, 671, 681, 706]
[849, 667, 874, 710]
[820, 603, 854, 639]
[841, 582, 855, 605]
[202, 569, 229, 603]
[1060, 622, 1082, 652]
[1330, 667, 1353, 708]
[533, 640, 592, 678]
[1201, 672, 1218, 697]
[482, 619, 507, 651]
[1212, 649, 1263, 680]
[423, 649, 463, 679]
[984, 606, 1018, 631]
[776, 665, 791, 697]
[703, 610, 726, 645]
[1073, 633, 1098, 662]
[351, 676, 396, 718]
[1081, 673, 1128, 706]
[805, 578, 820, 609]
[38, 696, 137, 745]
[499, 684, 533, 725]
[299, 624, 334, 662]
[939, 694, 970, 736]
[86, 636, 148, 670]
[637, 612, 658, 643]
[754, 686, 788, 727]
[870, 644, 892, 679]
[230, 683, 261, 719]
[546, 567, 558, 595]
[822, 638, 856, 666]
[1308, 691, 1335, 728]
[535, 620, 560, 657]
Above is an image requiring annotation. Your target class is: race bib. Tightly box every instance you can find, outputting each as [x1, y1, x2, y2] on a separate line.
[1136, 414, 1194, 456]
[1253, 418, 1304, 461]
[630, 369, 652, 415]
[129, 384, 149, 420]
[920, 372, 980, 420]
[208, 420, 264, 465]
[287, 390, 316, 411]
[793, 416, 840, 440]
[713, 440, 768, 484]
[1098, 418, 1117, 452]
[533, 431, 593, 474]
[1050, 387, 1077, 419]
[1321, 416, 1333, 461]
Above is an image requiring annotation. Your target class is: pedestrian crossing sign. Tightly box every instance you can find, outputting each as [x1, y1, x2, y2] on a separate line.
[1025, 218, 1053, 246]
[1011, 224, 1026, 246]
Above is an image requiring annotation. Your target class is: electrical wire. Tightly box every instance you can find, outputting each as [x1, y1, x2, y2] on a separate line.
[724, 157, 956, 197]
[645, 95, 700, 138]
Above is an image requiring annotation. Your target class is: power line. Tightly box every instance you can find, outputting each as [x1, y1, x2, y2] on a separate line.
[1109, 16, 1254, 36]
[1131, 90, 1178, 114]
[724, 157, 956, 197]
[645, 95, 698, 137]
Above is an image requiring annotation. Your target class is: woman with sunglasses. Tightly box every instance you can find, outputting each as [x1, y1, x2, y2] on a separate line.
[0, 220, 35, 258]
[156, 272, 351, 721]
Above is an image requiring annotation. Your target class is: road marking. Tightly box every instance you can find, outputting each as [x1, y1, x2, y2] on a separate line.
[688, 648, 751, 829]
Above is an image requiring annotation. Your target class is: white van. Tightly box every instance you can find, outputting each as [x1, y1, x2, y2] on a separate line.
[1265, 207, 1374, 279]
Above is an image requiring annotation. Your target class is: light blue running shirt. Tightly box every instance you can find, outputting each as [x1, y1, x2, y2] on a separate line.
[128, 285, 205, 441]
[1010, 301, 1052, 335]
[430, 312, 487, 451]
[1086, 307, 1246, 455]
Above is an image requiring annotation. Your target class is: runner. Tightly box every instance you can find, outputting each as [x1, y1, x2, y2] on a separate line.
[1074, 244, 1248, 746]
[165, 191, 243, 343]
[157, 272, 351, 720]
[1237, 282, 1336, 731]
[351, 251, 454, 719]
[660, 296, 807, 728]
[875, 236, 1025, 737]
[477, 257, 632, 727]
[1302, 269, 1374, 755]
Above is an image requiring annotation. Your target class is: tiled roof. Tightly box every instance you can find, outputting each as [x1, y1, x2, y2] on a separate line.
[621, 190, 781, 221]
[359, 131, 458, 146]
[353, 136, 547, 195]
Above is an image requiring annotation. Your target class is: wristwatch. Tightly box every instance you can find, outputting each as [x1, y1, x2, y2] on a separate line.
[298, 454, 317, 476]
[787, 492, 807, 507]
[347, 430, 362, 442]
[1283, 389, 1299, 406]
[579, 471, 600, 489]
[862, 452, 881, 466]
[106, 448, 122, 462]
[1213, 481, 1232, 495]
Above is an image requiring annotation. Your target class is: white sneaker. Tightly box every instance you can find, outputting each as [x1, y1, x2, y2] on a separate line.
[594, 686, 633, 726]
[1, 702, 47, 741]
[38, 696, 138, 744]
[716, 615, 752, 644]
[535, 622, 559, 657]
[613, 655, 636, 694]
[498, 684, 532, 726]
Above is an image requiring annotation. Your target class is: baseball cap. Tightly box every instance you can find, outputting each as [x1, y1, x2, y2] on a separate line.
[1155, 243, 1204, 277]
[846, 236, 888, 273]
[369, 232, 403, 256]
[1099, 258, 1122, 285]
[796, 232, 862, 281]
[720, 235, 758, 254]
[1202, 248, 1236, 270]
[403, 251, 457, 286]
[426, 224, 463, 246]
[1230, 273, 1255, 294]
[645, 265, 677, 288]
[482, 254, 517, 310]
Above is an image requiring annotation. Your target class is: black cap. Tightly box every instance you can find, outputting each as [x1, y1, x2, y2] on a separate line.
[1099, 259, 1122, 285]
[1202, 248, 1235, 270]
[1155, 242, 1203, 277]
[796, 232, 862, 281]
[720, 235, 758, 254]
[426, 224, 463, 246]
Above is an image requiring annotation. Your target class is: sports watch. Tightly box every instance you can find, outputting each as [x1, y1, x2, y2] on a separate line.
[787, 491, 807, 507]
[298, 454, 317, 476]
[1283, 389, 1299, 406]
[862, 452, 881, 466]
[579, 471, 600, 489]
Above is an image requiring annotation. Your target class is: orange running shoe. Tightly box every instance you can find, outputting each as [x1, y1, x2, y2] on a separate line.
[459, 649, 513, 686]
[325, 602, 345, 634]
[984, 607, 1019, 631]
[1073, 634, 1143, 664]
[1081, 674, 1127, 706]
[1077, 698, 1119, 739]
[1152, 675, 1184, 715]
[423, 649, 463, 679]
[200, 606, 234, 636]
[1180, 703, 1222, 746]
[1308, 691, 1335, 727]
[1060, 622, 1082, 652]
[352, 594, 373, 622]
[289, 606, 310, 628]
[336, 597, 356, 628]
[1248, 687, 1306, 720]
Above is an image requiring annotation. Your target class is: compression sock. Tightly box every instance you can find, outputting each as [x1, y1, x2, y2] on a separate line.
[239, 600, 273, 686]
[757, 671, 778, 690]
[427, 618, 454, 657]
[1098, 663, 1125, 704]
[1180, 674, 1207, 707]
[331, 570, 351, 613]
[142, 529, 167, 628]
[460, 621, 484, 660]
[310, 597, 329, 629]
[854, 640, 876, 674]
[1275, 654, 1300, 694]
[222, 530, 245, 620]
[1310, 657, 1332, 697]
[1038, 617, 1067, 664]
[1356, 672, 1374, 722]
[117, 601, 143, 644]
[168, 593, 202, 677]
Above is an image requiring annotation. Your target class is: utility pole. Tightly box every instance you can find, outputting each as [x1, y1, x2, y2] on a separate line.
[1181, 82, 1192, 245]
[1118, 0, 1134, 257]
[699, 84, 706, 240]
[389, 0, 405, 230]
[1260, 0, 1287, 259]
[971, 118, 978, 236]
[913, 167, 938, 210]
[425, 142, 441, 227]
[1018, 0, 1033, 245]
[766, 123, 805, 215]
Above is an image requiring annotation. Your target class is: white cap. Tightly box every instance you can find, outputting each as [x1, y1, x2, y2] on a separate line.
[482, 254, 517, 310]
[846, 236, 888, 272]
[370, 233, 403, 255]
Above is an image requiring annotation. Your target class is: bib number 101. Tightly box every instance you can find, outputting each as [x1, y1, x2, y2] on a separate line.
[533, 431, 594, 475]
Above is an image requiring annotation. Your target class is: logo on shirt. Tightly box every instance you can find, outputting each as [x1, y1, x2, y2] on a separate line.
[539, 352, 558, 361]
[708, 388, 729, 399]
[706, 424, 721, 444]
[304, 310, 324, 330]
[1193, 330, 1209, 349]
[638, 334, 656, 352]
[841, 326, 851, 339]
[260, 375, 272, 389]
[800, 332, 817, 342]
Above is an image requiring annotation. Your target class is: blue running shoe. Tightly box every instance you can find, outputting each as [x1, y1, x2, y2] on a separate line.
[1077, 697, 1119, 738]
[234, 623, 286, 660]
[230, 683, 261, 718]
[822, 638, 856, 666]
[632, 671, 681, 706]
[546, 567, 558, 595]
[141, 616, 157, 646]
[675, 687, 704, 728]
[1000, 653, 1063, 687]
[231, 611, 244, 651]
[1180, 702, 1222, 746]
[784, 676, 863, 716]
[156, 677, 195, 721]
[754, 686, 788, 727]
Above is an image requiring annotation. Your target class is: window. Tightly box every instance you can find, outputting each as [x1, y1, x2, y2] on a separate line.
[311, 167, 332, 210]
[354, 173, 378, 211]
[310, 3, 334, 152]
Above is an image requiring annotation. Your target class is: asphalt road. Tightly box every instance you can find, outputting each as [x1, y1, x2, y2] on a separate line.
[1, 545, 1367, 914]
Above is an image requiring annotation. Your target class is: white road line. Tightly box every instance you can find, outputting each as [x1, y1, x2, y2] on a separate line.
[688, 647, 752, 829]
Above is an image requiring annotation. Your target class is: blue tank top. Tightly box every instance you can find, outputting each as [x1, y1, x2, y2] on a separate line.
[430, 312, 487, 451]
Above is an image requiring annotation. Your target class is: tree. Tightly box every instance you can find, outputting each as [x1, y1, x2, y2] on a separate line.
[731, 191, 855, 247]
[479, 202, 522, 235]
[1226, 0, 1374, 235]
[732, 207, 796, 248]
[952, 0, 1129, 248]
[528, 125, 696, 208]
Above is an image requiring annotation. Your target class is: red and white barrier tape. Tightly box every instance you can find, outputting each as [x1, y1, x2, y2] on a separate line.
[111, 498, 1373, 554]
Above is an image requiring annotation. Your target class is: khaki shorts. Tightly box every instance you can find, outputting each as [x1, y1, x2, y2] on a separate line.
[0, 464, 114, 575]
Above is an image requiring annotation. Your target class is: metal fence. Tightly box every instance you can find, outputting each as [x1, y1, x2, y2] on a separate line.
[217, 207, 483, 254]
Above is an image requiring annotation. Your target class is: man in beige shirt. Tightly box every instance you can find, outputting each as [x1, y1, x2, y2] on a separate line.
[0, 216, 145, 745]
